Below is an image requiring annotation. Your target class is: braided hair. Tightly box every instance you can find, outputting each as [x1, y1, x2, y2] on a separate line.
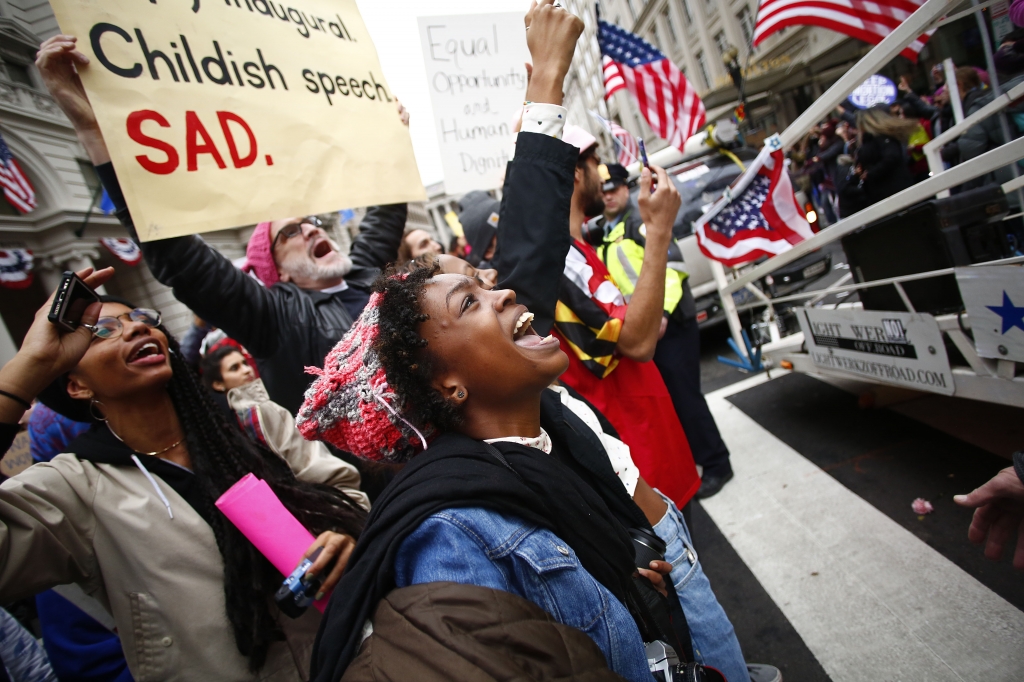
[71, 298, 368, 671]
[372, 264, 462, 433]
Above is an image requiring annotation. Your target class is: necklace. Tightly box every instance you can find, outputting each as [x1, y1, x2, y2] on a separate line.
[107, 423, 184, 457]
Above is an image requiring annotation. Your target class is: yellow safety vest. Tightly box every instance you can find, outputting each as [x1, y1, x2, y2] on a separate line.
[596, 220, 688, 315]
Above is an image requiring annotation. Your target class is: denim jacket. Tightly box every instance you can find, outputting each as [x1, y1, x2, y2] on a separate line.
[394, 506, 655, 682]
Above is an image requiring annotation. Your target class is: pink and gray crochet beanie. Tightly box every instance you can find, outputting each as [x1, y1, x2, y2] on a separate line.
[244, 222, 279, 286]
[297, 286, 430, 462]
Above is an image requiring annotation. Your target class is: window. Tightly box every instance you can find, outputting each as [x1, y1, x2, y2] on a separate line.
[1, 59, 32, 87]
[662, 8, 678, 43]
[714, 31, 730, 56]
[681, 0, 693, 25]
[737, 6, 756, 45]
[696, 50, 711, 89]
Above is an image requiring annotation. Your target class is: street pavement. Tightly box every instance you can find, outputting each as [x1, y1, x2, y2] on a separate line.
[691, 261, 1024, 680]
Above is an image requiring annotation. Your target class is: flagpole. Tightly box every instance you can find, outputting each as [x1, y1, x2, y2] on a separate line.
[75, 183, 103, 239]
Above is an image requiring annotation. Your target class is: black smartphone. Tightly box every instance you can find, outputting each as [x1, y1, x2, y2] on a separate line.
[638, 138, 656, 192]
[48, 271, 101, 333]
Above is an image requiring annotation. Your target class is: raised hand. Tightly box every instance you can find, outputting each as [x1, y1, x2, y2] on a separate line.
[637, 165, 681, 244]
[524, 0, 584, 105]
[35, 35, 110, 164]
[0, 267, 114, 412]
[36, 35, 96, 132]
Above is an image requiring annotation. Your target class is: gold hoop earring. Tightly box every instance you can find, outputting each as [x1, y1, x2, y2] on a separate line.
[89, 399, 107, 422]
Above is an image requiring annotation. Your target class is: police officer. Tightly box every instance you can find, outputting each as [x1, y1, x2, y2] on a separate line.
[594, 163, 735, 498]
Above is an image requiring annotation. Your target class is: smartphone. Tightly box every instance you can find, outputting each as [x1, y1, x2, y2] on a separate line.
[637, 138, 656, 192]
[48, 271, 101, 333]
[274, 546, 330, 619]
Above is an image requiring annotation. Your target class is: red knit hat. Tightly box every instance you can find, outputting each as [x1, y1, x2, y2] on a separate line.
[296, 283, 430, 462]
[244, 222, 279, 286]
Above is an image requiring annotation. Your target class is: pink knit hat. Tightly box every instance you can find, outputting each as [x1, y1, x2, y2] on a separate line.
[244, 222, 279, 286]
[297, 283, 430, 462]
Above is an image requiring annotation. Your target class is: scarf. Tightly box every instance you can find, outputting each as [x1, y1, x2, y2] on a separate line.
[308, 429, 639, 682]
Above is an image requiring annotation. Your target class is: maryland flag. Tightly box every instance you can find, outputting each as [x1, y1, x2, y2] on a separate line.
[553, 243, 628, 378]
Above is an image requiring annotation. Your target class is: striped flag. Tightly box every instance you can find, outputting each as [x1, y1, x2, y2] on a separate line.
[694, 135, 814, 266]
[0, 131, 37, 214]
[754, 0, 931, 61]
[589, 110, 640, 165]
[598, 18, 706, 151]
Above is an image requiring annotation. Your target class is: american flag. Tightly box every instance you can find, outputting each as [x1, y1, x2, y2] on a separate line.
[0, 131, 36, 214]
[694, 135, 814, 267]
[598, 18, 705, 151]
[754, 0, 931, 61]
[589, 110, 639, 165]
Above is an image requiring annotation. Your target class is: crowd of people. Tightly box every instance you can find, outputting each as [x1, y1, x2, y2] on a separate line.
[0, 2, 1021, 682]
[790, 29, 1024, 253]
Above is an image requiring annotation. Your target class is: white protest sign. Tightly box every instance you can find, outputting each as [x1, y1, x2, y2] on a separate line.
[796, 307, 954, 395]
[956, 265, 1024, 363]
[418, 13, 529, 194]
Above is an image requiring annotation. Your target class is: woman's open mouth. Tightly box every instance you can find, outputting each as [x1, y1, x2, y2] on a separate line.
[512, 311, 559, 349]
[127, 340, 166, 366]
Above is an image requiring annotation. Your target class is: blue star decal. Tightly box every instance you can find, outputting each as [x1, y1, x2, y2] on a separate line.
[986, 291, 1024, 334]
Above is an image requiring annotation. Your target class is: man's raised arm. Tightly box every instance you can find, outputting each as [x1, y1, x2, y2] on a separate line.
[493, 1, 583, 336]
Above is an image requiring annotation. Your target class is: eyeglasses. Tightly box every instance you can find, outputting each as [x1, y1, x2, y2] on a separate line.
[270, 216, 323, 252]
[83, 308, 162, 340]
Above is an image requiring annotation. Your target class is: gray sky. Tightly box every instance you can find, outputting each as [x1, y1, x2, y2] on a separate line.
[355, 0, 532, 187]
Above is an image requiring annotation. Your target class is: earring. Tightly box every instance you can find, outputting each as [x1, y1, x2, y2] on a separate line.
[89, 398, 107, 422]
[457, 391, 465, 399]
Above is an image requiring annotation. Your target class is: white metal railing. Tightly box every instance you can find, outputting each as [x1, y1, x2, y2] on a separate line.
[717, 134, 1024, 299]
[923, 80, 1024, 198]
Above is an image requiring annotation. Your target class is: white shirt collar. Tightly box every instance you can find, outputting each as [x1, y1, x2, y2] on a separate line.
[319, 280, 349, 294]
[484, 428, 552, 454]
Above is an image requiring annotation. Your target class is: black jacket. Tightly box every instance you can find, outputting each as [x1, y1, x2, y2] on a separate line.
[846, 132, 913, 212]
[94, 163, 407, 414]
[492, 134, 578, 336]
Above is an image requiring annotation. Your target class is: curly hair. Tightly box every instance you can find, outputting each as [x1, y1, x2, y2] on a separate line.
[372, 264, 463, 434]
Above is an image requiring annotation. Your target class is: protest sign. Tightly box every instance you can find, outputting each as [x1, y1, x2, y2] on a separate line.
[418, 13, 529, 195]
[48, 0, 425, 241]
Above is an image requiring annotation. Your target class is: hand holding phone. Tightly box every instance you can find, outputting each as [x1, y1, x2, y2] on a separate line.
[638, 138, 656, 192]
[48, 271, 101, 332]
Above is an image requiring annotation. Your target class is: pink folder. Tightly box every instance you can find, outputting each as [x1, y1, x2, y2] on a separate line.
[216, 473, 328, 610]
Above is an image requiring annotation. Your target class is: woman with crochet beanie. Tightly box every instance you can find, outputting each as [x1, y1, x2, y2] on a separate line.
[293, 7, 743, 682]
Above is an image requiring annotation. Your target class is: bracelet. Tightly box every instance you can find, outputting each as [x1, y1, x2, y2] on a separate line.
[0, 388, 32, 410]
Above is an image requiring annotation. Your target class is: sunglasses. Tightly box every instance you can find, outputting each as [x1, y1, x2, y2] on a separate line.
[271, 216, 324, 252]
[83, 308, 162, 340]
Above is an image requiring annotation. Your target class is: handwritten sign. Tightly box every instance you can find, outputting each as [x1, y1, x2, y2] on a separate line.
[418, 13, 529, 195]
[48, 0, 425, 241]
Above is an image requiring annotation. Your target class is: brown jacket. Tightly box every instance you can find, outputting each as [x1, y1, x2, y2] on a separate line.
[0, 380, 367, 682]
[342, 582, 628, 682]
